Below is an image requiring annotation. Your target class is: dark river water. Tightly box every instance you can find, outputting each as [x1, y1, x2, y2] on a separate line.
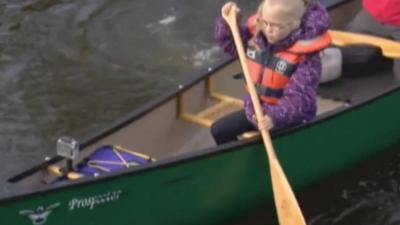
[303, 147, 400, 225]
[2, 0, 400, 224]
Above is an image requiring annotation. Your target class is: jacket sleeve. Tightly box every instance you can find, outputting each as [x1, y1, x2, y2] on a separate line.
[244, 53, 322, 129]
[214, 15, 252, 58]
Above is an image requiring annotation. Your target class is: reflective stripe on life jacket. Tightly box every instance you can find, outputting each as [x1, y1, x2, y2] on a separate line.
[245, 33, 331, 104]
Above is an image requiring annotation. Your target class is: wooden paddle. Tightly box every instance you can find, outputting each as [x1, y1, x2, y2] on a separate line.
[221, 6, 306, 225]
[329, 29, 400, 59]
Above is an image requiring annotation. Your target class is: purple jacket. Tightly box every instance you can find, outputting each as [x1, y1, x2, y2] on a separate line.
[214, 2, 331, 129]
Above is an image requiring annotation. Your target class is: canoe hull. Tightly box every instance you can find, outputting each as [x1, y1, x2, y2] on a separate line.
[2, 87, 400, 225]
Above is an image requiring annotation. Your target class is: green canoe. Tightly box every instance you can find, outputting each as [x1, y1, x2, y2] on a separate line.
[2, 0, 400, 224]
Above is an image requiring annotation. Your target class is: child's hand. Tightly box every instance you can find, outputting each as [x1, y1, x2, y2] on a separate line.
[252, 114, 274, 131]
[221, 2, 239, 18]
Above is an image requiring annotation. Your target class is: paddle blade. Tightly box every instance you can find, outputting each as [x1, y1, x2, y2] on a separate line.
[262, 130, 306, 225]
[329, 29, 400, 58]
[269, 159, 306, 225]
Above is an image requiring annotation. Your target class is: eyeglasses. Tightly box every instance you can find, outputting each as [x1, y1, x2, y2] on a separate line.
[257, 18, 292, 32]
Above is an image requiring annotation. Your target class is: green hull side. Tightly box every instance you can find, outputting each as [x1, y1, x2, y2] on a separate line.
[279, 88, 400, 192]
[1, 89, 400, 225]
[1, 148, 270, 225]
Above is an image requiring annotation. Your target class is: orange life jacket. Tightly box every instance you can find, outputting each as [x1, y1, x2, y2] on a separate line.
[245, 15, 332, 104]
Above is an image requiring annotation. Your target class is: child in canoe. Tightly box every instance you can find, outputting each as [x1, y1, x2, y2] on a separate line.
[211, 0, 331, 145]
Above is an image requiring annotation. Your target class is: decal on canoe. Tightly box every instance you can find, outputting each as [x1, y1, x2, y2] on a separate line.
[18, 190, 122, 224]
[19, 203, 60, 225]
[68, 190, 122, 211]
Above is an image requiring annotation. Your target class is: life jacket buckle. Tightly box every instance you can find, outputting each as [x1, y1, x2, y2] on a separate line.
[246, 48, 256, 59]
[275, 60, 288, 74]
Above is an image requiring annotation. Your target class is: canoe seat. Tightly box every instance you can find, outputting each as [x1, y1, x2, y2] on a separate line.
[47, 165, 84, 181]
[239, 131, 260, 140]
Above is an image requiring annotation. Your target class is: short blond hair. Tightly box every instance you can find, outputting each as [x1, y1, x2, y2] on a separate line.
[259, 0, 308, 21]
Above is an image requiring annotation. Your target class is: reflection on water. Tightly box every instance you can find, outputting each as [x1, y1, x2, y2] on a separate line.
[305, 148, 400, 225]
[310, 191, 400, 225]
[0, 0, 258, 193]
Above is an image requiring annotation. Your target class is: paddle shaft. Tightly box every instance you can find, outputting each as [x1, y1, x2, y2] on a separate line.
[222, 8, 306, 225]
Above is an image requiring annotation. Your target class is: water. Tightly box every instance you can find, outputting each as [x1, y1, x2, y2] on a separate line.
[0, 0, 259, 192]
[304, 147, 400, 225]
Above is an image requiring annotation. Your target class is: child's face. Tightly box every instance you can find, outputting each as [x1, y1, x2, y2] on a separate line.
[258, 3, 299, 44]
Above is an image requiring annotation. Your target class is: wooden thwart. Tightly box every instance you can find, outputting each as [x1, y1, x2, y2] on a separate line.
[329, 29, 400, 59]
[178, 77, 243, 128]
[179, 99, 242, 127]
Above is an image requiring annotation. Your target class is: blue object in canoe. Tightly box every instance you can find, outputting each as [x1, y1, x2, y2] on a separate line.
[77, 145, 155, 175]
